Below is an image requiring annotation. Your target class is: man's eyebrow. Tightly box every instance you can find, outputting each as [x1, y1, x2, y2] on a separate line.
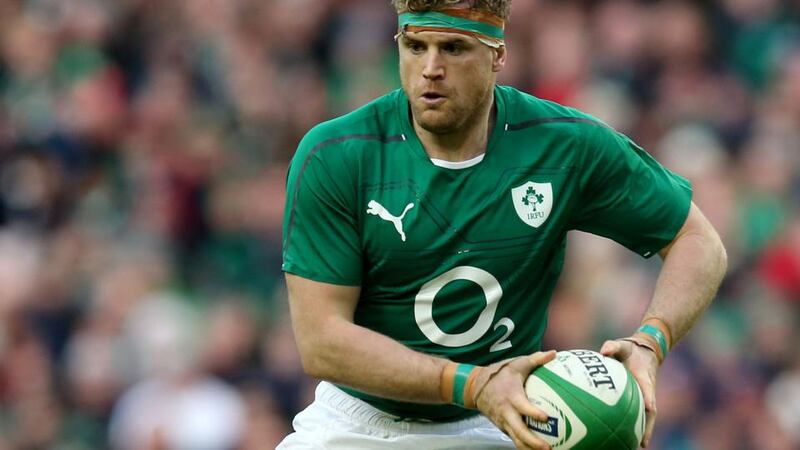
[400, 35, 423, 45]
[401, 34, 472, 46]
[441, 36, 471, 46]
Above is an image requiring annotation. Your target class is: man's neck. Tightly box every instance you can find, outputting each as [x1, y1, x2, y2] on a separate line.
[413, 93, 496, 163]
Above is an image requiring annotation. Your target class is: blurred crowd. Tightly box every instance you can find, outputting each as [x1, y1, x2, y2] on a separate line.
[0, 0, 798, 449]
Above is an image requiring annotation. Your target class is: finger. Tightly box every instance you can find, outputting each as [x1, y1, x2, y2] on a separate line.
[508, 350, 557, 374]
[511, 395, 549, 423]
[505, 426, 525, 450]
[504, 409, 552, 450]
[642, 396, 657, 448]
[497, 416, 526, 449]
[531, 349, 557, 365]
[642, 406, 656, 448]
[632, 373, 657, 448]
[600, 339, 618, 356]
[601, 339, 632, 361]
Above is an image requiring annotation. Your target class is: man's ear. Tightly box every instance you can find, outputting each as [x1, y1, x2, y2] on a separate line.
[492, 45, 507, 72]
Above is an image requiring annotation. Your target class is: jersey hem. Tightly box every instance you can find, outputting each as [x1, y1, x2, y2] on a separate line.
[336, 384, 481, 423]
[643, 182, 694, 259]
[282, 264, 361, 287]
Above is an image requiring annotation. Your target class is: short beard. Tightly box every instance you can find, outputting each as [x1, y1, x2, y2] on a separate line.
[413, 108, 465, 135]
[410, 84, 493, 135]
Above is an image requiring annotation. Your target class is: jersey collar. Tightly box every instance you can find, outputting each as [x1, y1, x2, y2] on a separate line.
[397, 85, 507, 170]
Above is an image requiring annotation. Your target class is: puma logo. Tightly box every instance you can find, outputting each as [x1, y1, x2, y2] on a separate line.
[366, 200, 415, 242]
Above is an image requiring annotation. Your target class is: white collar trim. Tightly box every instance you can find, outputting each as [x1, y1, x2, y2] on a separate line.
[430, 153, 485, 170]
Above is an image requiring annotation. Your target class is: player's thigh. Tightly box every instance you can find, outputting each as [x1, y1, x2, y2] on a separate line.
[322, 426, 514, 450]
[393, 416, 516, 450]
[276, 401, 329, 450]
[279, 404, 407, 450]
[278, 383, 514, 450]
[277, 398, 394, 449]
[279, 412, 513, 450]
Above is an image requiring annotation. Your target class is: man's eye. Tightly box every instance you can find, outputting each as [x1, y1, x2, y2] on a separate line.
[443, 43, 462, 54]
[408, 42, 424, 53]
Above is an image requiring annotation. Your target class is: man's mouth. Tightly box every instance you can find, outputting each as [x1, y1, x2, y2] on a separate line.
[421, 92, 446, 104]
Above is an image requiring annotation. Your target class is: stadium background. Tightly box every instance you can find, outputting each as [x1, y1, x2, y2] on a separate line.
[0, 0, 798, 448]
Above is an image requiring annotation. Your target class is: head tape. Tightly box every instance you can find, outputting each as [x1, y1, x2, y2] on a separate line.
[397, 8, 505, 48]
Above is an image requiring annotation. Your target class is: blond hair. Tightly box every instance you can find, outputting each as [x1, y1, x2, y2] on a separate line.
[391, 0, 512, 20]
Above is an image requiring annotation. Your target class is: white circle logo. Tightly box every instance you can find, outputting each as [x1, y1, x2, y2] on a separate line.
[414, 266, 503, 347]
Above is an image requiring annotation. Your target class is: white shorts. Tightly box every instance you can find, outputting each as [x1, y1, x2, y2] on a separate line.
[277, 382, 514, 449]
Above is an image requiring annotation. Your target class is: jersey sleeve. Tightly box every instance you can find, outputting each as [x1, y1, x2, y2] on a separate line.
[570, 124, 693, 258]
[282, 133, 362, 285]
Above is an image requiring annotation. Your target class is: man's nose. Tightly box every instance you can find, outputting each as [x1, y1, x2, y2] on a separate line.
[422, 51, 445, 80]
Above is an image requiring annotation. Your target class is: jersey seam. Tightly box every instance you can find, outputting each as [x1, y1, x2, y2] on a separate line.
[284, 134, 404, 265]
[505, 116, 611, 131]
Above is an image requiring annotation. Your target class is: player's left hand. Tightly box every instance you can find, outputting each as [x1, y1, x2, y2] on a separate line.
[471, 351, 557, 450]
[600, 339, 659, 448]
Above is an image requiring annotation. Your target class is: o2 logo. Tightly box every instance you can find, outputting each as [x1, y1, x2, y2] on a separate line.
[414, 266, 514, 352]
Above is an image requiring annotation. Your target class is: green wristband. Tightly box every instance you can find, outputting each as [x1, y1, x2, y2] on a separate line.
[452, 363, 476, 407]
[638, 324, 668, 358]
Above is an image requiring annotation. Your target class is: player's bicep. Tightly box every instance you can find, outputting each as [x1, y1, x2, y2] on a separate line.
[286, 273, 361, 323]
[657, 202, 717, 259]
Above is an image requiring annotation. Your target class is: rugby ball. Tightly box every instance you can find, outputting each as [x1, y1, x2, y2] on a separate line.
[524, 349, 645, 449]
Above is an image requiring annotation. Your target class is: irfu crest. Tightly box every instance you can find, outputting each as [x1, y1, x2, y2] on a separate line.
[511, 182, 553, 228]
[522, 186, 545, 210]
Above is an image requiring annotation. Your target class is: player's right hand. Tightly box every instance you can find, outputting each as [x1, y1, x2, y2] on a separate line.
[470, 350, 557, 450]
[601, 338, 659, 448]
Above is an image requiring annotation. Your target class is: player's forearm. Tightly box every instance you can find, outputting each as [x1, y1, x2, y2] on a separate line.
[647, 207, 727, 346]
[297, 316, 449, 404]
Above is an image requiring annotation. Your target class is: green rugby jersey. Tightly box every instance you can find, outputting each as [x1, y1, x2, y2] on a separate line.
[282, 85, 692, 421]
